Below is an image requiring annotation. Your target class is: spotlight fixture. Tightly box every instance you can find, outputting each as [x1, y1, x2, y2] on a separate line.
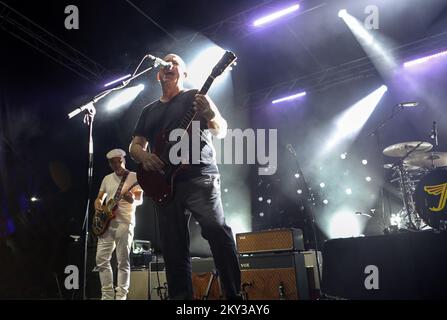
[338, 9, 348, 18]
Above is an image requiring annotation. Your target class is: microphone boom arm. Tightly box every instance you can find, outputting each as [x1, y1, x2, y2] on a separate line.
[68, 54, 157, 119]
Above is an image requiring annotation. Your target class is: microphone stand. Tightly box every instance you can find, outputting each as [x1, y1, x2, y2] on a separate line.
[287, 146, 322, 296]
[67, 55, 158, 300]
[369, 103, 408, 224]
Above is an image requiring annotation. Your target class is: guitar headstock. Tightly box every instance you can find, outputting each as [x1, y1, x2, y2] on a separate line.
[211, 51, 237, 78]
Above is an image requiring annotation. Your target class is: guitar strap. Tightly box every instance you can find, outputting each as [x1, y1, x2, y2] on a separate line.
[113, 170, 129, 201]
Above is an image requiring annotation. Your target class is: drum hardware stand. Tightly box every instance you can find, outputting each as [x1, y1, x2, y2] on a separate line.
[67, 55, 161, 300]
[369, 103, 410, 223]
[369, 103, 424, 232]
[390, 142, 425, 231]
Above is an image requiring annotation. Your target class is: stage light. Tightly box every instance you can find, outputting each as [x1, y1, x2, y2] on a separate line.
[320, 182, 326, 188]
[362, 159, 368, 165]
[272, 91, 306, 104]
[259, 212, 265, 217]
[329, 210, 362, 238]
[104, 74, 132, 87]
[340, 153, 347, 160]
[30, 197, 38, 202]
[346, 188, 352, 195]
[338, 9, 347, 18]
[297, 189, 303, 194]
[187, 45, 231, 89]
[403, 49, 447, 68]
[294, 173, 300, 178]
[258, 197, 263, 202]
[107, 84, 145, 111]
[253, 4, 300, 27]
[323, 85, 388, 153]
[224, 188, 229, 193]
[323, 199, 329, 205]
[339, 10, 397, 75]
[266, 199, 272, 204]
[365, 176, 372, 182]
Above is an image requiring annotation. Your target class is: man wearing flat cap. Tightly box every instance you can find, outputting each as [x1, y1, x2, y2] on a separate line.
[94, 148, 143, 300]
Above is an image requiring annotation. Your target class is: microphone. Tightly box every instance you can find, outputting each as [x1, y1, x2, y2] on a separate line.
[147, 54, 173, 69]
[397, 101, 419, 108]
[431, 121, 438, 146]
[286, 144, 297, 157]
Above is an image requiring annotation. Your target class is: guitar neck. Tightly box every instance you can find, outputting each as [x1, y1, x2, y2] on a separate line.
[178, 76, 215, 130]
[117, 182, 139, 201]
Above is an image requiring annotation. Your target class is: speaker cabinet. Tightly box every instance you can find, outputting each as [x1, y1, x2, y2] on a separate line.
[128, 269, 149, 300]
[192, 272, 222, 300]
[239, 252, 309, 300]
[191, 258, 222, 300]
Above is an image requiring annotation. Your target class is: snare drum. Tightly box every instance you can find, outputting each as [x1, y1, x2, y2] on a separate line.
[414, 167, 447, 229]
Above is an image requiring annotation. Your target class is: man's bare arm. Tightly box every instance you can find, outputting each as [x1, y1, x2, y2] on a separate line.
[94, 191, 106, 211]
[129, 136, 164, 172]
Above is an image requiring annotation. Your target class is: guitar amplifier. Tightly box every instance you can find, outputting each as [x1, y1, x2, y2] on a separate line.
[191, 258, 222, 300]
[239, 252, 309, 300]
[128, 268, 150, 300]
[236, 228, 305, 254]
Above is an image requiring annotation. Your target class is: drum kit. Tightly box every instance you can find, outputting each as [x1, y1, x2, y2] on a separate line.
[383, 141, 447, 231]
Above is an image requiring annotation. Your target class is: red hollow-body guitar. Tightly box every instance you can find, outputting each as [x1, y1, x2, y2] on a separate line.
[136, 51, 237, 204]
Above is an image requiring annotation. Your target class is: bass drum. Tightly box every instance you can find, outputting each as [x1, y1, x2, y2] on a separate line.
[414, 167, 447, 229]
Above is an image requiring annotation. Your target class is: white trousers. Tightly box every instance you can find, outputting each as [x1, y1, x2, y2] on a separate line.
[95, 220, 134, 300]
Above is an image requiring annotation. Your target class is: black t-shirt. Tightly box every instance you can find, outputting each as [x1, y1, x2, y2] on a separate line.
[133, 89, 218, 179]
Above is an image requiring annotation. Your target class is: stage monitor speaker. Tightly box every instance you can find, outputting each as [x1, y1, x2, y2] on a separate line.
[236, 228, 304, 254]
[239, 252, 309, 300]
[322, 231, 447, 299]
[128, 268, 149, 300]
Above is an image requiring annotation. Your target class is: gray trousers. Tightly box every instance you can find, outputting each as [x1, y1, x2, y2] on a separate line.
[156, 173, 241, 300]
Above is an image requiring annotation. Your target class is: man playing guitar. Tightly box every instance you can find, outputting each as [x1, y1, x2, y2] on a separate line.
[130, 54, 242, 300]
[94, 148, 143, 300]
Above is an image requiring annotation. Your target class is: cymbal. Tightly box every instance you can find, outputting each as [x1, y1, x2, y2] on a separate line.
[404, 152, 447, 168]
[383, 141, 433, 157]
